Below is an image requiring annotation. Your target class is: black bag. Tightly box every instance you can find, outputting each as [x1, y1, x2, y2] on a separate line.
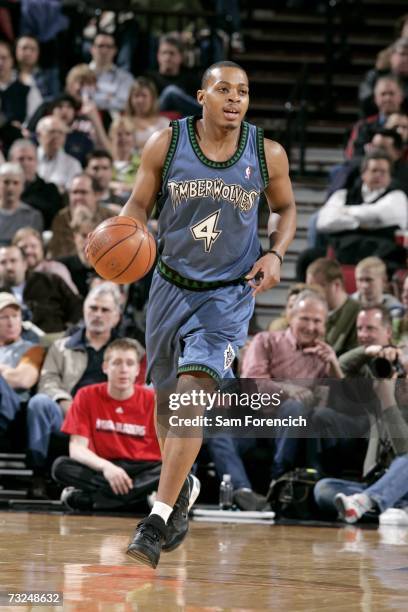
[268, 468, 322, 520]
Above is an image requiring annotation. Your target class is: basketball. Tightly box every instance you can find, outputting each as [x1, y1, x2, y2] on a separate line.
[87, 216, 156, 284]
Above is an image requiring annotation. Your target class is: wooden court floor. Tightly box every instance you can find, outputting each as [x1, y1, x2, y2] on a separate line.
[0, 511, 407, 611]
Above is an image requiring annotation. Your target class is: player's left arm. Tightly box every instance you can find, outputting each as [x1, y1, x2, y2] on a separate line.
[246, 139, 297, 296]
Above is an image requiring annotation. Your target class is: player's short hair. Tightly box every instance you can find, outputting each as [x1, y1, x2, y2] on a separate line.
[201, 61, 247, 88]
[356, 256, 387, 279]
[358, 304, 392, 329]
[307, 258, 345, 286]
[103, 337, 144, 362]
[290, 289, 328, 315]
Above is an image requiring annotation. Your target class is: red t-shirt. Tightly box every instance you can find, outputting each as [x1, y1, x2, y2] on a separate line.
[62, 383, 161, 461]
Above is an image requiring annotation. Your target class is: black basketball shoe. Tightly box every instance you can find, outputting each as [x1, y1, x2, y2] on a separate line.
[126, 514, 167, 568]
[163, 474, 201, 552]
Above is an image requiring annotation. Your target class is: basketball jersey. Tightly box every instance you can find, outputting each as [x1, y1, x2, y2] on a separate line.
[156, 116, 269, 282]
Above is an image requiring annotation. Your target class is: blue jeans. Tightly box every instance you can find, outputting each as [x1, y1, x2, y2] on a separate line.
[271, 399, 312, 478]
[26, 393, 64, 467]
[206, 435, 257, 489]
[314, 454, 408, 516]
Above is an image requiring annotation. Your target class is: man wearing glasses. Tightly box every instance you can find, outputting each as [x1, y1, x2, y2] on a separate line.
[89, 32, 134, 114]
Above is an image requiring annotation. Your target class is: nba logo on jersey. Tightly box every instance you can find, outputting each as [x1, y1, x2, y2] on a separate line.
[245, 166, 252, 180]
[224, 344, 235, 370]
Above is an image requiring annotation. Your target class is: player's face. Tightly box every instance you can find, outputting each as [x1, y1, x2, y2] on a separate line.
[357, 310, 391, 346]
[103, 349, 140, 392]
[0, 305, 22, 344]
[198, 67, 249, 129]
[289, 299, 327, 347]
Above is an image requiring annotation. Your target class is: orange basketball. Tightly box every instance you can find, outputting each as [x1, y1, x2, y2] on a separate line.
[87, 216, 156, 284]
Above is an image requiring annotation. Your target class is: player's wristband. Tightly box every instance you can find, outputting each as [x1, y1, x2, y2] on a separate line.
[267, 249, 283, 265]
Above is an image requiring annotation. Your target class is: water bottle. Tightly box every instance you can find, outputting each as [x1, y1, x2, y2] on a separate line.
[219, 474, 233, 509]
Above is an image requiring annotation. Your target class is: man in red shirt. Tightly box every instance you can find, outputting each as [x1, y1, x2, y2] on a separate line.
[52, 338, 161, 511]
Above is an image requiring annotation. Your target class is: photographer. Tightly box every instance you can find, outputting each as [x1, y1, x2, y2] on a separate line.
[338, 306, 401, 379]
[314, 305, 408, 521]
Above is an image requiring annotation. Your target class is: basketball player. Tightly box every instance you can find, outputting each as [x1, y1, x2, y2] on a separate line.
[118, 61, 296, 567]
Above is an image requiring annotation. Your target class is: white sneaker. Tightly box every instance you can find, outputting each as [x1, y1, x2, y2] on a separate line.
[379, 507, 408, 526]
[335, 493, 373, 523]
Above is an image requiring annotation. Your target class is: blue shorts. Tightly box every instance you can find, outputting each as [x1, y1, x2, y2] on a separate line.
[145, 271, 254, 389]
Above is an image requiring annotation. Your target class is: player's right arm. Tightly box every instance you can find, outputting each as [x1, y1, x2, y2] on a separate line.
[120, 127, 172, 225]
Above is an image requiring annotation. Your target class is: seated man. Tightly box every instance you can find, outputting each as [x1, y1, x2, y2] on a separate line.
[36, 116, 82, 192]
[145, 34, 201, 117]
[346, 75, 404, 159]
[314, 376, 408, 523]
[306, 258, 360, 355]
[8, 138, 63, 230]
[89, 32, 134, 114]
[0, 39, 42, 152]
[0, 292, 44, 448]
[85, 150, 126, 207]
[12, 227, 78, 295]
[242, 290, 344, 480]
[352, 256, 403, 318]
[52, 338, 161, 512]
[0, 162, 44, 246]
[316, 152, 407, 269]
[47, 173, 114, 259]
[0, 245, 82, 333]
[26, 282, 125, 472]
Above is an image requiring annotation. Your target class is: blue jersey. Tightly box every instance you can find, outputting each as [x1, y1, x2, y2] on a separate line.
[156, 116, 269, 282]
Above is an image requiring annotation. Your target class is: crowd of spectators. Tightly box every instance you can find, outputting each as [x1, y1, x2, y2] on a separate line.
[0, 3, 407, 526]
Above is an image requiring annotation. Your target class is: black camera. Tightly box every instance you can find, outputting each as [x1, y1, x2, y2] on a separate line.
[369, 356, 406, 379]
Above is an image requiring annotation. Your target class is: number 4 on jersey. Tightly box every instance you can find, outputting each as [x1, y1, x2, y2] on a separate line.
[190, 210, 222, 252]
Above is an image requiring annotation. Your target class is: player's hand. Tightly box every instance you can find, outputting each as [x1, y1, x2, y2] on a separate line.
[245, 253, 281, 296]
[102, 463, 133, 495]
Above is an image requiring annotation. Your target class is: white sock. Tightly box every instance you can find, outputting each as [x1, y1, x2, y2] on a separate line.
[150, 501, 173, 524]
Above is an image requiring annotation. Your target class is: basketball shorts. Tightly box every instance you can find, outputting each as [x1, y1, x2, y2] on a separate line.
[145, 271, 254, 389]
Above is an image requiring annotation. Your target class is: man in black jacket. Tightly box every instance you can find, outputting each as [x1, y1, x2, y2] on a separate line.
[0, 245, 82, 333]
[8, 139, 63, 229]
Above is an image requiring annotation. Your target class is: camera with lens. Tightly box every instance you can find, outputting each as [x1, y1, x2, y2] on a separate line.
[369, 356, 406, 378]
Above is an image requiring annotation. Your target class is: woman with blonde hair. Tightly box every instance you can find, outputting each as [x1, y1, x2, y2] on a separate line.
[109, 115, 140, 199]
[124, 77, 169, 154]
